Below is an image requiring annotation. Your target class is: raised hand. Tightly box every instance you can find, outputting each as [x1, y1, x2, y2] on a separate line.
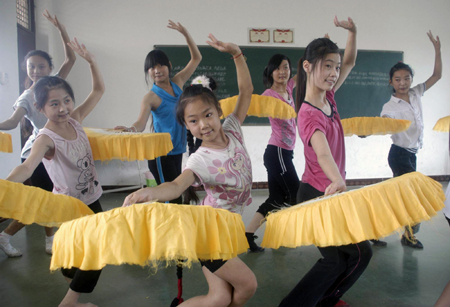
[167, 20, 188, 36]
[334, 16, 357, 33]
[427, 30, 441, 51]
[68, 38, 95, 64]
[206, 34, 241, 56]
[324, 33, 330, 39]
[43, 9, 65, 32]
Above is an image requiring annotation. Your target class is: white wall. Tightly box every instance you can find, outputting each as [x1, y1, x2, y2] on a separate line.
[25, 0, 450, 185]
[0, 0, 22, 178]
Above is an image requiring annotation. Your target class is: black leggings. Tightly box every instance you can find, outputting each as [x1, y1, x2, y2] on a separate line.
[279, 182, 373, 307]
[148, 154, 183, 204]
[21, 159, 53, 192]
[61, 199, 103, 293]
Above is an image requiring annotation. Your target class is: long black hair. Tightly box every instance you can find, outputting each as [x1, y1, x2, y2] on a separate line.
[263, 54, 292, 89]
[296, 38, 340, 112]
[144, 49, 171, 85]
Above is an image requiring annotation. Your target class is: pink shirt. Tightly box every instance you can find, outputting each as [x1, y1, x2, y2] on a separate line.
[38, 118, 102, 205]
[265, 78, 297, 150]
[184, 114, 252, 215]
[298, 90, 345, 192]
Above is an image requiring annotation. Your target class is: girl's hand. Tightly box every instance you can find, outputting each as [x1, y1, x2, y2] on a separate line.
[43, 9, 65, 32]
[167, 20, 188, 36]
[427, 30, 441, 51]
[324, 33, 330, 39]
[122, 188, 156, 207]
[68, 38, 95, 64]
[334, 16, 357, 33]
[324, 178, 346, 196]
[206, 34, 241, 57]
[114, 126, 137, 132]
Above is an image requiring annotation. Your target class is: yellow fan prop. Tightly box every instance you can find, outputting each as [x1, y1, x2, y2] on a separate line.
[84, 128, 173, 161]
[0, 132, 12, 153]
[433, 116, 450, 132]
[51, 203, 248, 271]
[219, 94, 296, 119]
[261, 172, 444, 249]
[341, 117, 411, 137]
[0, 179, 93, 227]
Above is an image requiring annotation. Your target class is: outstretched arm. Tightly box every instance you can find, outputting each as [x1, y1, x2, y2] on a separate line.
[122, 170, 196, 207]
[333, 16, 357, 92]
[69, 39, 105, 124]
[43, 10, 76, 79]
[424, 31, 442, 91]
[0, 107, 28, 131]
[6, 134, 54, 183]
[206, 34, 253, 124]
[170, 20, 202, 88]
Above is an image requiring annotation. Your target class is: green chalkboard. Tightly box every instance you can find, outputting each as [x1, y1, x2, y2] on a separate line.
[156, 45, 403, 124]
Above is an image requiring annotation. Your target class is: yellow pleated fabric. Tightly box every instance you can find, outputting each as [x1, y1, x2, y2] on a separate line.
[433, 116, 450, 132]
[0, 132, 12, 153]
[341, 117, 411, 137]
[0, 179, 94, 227]
[84, 128, 173, 161]
[219, 94, 297, 119]
[50, 202, 248, 271]
[261, 172, 444, 249]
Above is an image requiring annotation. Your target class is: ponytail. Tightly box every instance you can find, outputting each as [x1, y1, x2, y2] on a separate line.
[296, 57, 307, 112]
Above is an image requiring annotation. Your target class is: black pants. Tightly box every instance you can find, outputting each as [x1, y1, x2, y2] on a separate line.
[21, 159, 53, 192]
[388, 144, 420, 234]
[279, 182, 373, 307]
[61, 199, 103, 293]
[256, 145, 300, 216]
[148, 154, 183, 204]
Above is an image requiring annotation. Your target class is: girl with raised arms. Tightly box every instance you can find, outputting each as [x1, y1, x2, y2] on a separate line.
[6, 39, 105, 307]
[123, 34, 257, 307]
[278, 17, 373, 307]
[116, 20, 201, 204]
[0, 10, 76, 257]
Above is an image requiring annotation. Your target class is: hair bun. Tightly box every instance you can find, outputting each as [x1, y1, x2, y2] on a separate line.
[191, 75, 217, 91]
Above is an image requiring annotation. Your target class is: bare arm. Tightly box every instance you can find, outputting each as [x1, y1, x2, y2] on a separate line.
[310, 130, 346, 195]
[122, 170, 196, 207]
[6, 134, 54, 183]
[206, 34, 253, 124]
[0, 107, 27, 130]
[169, 20, 202, 88]
[68, 39, 105, 124]
[424, 31, 442, 91]
[43, 10, 76, 79]
[333, 16, 357, 92]
[114, 92, 158, 132]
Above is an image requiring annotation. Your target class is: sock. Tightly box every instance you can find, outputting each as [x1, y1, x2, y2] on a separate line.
[0, 231, 12, 243]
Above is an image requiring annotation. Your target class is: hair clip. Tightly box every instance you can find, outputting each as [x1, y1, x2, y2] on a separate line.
[191, 75, 211, 90]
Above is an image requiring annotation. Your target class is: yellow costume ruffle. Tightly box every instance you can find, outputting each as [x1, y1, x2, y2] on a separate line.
[433, 116, 450, 132]
[0, 132, 12, 153]
[50, 203, 248, 271]
[84, 128, 173, 161]
[0, 179, 93, 227]
[219, 94, 296, 119]
[261, 172, 444, 249]
[341, 117, 411, 137]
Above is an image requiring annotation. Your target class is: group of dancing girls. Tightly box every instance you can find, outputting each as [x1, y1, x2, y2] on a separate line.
[0, 9, 445, 307]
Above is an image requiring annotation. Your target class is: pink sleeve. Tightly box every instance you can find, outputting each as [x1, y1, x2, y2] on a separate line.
[287, 78, 295, 95]
[298, 107, 326, 146]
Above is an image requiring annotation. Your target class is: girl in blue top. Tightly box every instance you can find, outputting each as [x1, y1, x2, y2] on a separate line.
[116, 20, 201, 204]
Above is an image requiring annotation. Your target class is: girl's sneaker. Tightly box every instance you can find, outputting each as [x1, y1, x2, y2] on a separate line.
[0, 240, 22, 257]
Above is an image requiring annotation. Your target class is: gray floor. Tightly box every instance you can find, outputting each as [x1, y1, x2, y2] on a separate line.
[1, 187, 449, 307]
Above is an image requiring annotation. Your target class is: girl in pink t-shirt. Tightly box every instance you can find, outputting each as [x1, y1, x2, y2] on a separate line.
[6, 39, 104, 307]
[279, 17, 373, 307]
[245, 54, 300, 252]
[123, 34, 257, 307]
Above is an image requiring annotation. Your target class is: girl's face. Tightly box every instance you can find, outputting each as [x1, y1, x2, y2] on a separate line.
[272, 60, 290, 85]
[148, 64, 170, 83]
[27, 56, 52, 83]
[184, 98, 222, 146]
[40, 88, 74, 123]
[309, 53, 341, 91]
[390, 69, 412, 96]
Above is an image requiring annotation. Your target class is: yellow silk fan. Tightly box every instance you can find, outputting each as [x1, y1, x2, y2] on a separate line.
[433, 116, 450, 132]
[0, 132, 12, 153]
[341, 117, 411, 137]
[51, 203, 248, 271]
[261, 172, 444, 249]
[219, 95, 296, 119]
[84, 128, 173, 161]
[0, 179, 93, 227]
